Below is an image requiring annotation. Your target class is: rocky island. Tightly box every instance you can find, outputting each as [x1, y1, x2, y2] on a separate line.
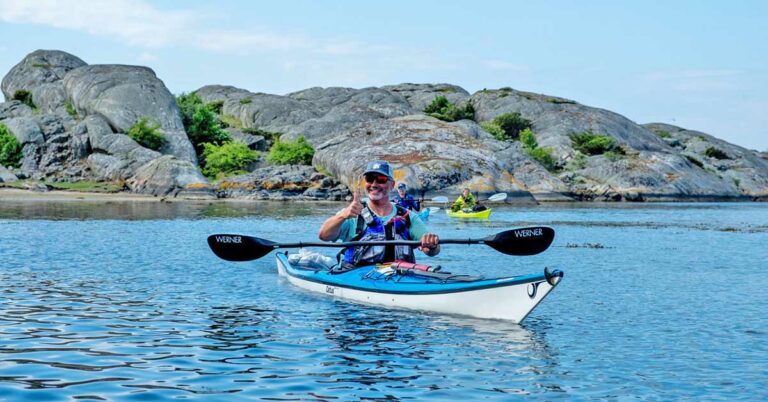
[1, 49, 766, 202]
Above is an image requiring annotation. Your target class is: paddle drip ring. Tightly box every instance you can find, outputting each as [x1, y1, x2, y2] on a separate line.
[527, 282, 540, 299]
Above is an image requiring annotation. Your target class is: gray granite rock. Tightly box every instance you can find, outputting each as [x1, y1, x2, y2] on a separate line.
[382, 83, 470, 112]
[1, 49, 86, 112]
[0, 165, 18, 182]
[126, 155, 211, 197]
[312, 114, 563, 199]
[63, 64, 196, 163]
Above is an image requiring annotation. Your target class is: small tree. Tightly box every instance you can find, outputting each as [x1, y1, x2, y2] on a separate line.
[176, 92, 230, 155]
[0, 124, 23, 168]
[202, 141, 258, 178]
[267, 135, 315, 165]
[127, 117, 165, 151]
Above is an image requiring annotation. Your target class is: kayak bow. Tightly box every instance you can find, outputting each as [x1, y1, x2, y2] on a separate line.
[275, 253, 563, 322]
[446, 208, 492, 219]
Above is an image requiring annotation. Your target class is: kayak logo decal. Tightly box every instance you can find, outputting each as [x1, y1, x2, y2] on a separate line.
[215, 235, 242, 244]
[326, 286, 335, 294]
[513, 228, 544, 238]
[527, 281, 542, 299]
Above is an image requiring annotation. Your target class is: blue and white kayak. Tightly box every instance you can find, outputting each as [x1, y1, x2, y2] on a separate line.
[276, 253, 563, 322]
[417, 208, 430, 221]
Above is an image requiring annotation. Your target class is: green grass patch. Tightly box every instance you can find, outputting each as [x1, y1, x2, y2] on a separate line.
[242, 127, 282, 143]
[267, 135, 314, 165]
[423, 95, 475, 122]
[565, 152, 588, 171]
[12, 90, 36, 109]
[239, 97, 253, 105]
[219, 114, 242, 129]
[65, 101, 79, 119]
[655, 130, 672, 138]
[704, 146, 730, 160]
[127, 117, 165, 151]
[202, 141, 258, 179]
[0, 124, 23, 168]
[685, 155, 704, 168]
[569, 130, 623, 156]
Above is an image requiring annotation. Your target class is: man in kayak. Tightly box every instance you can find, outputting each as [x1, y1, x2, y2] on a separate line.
[451, 188, 487, 212]
[319, 160, 440, 268]
[392, 182, 421, 211]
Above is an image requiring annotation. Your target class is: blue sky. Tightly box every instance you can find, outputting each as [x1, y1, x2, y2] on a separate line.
[1, 0, 766, 150]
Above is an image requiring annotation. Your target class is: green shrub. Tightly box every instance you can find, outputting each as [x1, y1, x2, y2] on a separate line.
[480, 121, 506, 141]
[527, 146, 557, 171]
[0, 124, 23, 168]
[202, 141, 258, 178]
[242, 127, 282, 144]
[704, 146, 730, 160]
[520, 128, 538, 149]
[239, 97, 252, 105]
[423, 95, 474, 122]
[207, 100, 224, 115]
[267, 135, 314, 165]
[569, 131, 622, 155]
[655, 130, 671, 139]
[489, 112, 532, 141]
[176, 92, 230, 155]
[518, 129, 557, 171]
[127, 117, 165, 151]
[64, 101, 79, 119]
[685, 155, 704, 168]
[12, 90, 36, 109]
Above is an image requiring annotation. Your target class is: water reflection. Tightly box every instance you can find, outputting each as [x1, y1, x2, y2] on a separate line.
[0, 199, 341, 220]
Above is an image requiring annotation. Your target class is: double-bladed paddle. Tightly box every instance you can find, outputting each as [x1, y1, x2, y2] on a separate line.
[431, 192, 507, 204]
[207, 226, 555, 262]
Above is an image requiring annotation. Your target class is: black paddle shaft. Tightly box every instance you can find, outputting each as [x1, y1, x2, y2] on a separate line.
[207, 226, 555, 262]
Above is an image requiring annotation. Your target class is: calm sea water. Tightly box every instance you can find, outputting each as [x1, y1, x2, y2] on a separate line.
[1, 200, 766, 401]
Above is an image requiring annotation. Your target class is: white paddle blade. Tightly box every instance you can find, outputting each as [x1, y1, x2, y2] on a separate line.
[431, 196, 449, 203]
[487, 193, 508, 202]
[428, 207, 441, 213]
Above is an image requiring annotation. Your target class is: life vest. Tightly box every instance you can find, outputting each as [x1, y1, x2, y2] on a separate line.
[392, 194, 420, 211]
[341, 203, 415, 267]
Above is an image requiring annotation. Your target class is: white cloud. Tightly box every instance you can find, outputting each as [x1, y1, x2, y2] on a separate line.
[0, 0, 420, 60]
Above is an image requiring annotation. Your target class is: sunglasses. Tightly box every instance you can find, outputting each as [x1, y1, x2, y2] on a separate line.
[364, 173, 389, 185]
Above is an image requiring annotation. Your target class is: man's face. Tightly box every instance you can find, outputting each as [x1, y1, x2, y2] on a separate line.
[364, 173, 392, 201]
[463, 189, 470, 197]
[398, 188, 406, 196]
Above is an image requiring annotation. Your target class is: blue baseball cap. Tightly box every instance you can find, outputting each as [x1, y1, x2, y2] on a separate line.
[363, 160, 394, 180]
[397, 182, 407, 190]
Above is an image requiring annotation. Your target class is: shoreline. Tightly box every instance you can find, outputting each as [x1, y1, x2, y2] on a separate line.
[1, 188, 765, 204]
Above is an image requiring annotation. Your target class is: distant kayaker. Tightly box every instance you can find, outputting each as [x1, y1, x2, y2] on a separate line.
[392, 182, 421, 211]
[319, 160, 440, 268]
[451, 188, 487, 212]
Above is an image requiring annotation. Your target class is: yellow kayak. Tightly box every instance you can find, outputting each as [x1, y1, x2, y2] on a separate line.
[446, 208, 492, 219]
